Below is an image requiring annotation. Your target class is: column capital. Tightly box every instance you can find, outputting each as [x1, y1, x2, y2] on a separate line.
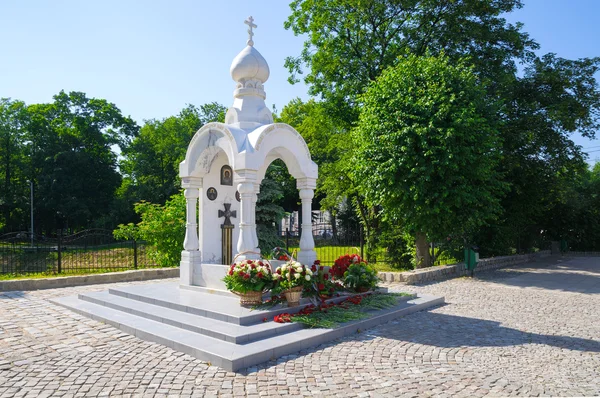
[237, 182, 255, 195]
[233, 168, 258, 183]
[181, 177, 203, 189]
[183, 187, 200, 199]
[296, 177, 317, 190]
[299, 188, 314, 200]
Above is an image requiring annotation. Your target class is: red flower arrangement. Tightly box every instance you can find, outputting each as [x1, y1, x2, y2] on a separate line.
[271, 247, 292, 262]
[330, 254, 366, 280]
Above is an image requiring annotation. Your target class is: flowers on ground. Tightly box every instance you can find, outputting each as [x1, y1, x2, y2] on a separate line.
[222, 259, 274, 293]
[273, 294, 366, 323]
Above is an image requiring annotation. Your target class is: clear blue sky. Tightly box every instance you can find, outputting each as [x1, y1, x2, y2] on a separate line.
[1, 0, 598, 163]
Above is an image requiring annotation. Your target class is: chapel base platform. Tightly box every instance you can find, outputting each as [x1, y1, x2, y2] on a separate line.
[51, 282, 444, 371]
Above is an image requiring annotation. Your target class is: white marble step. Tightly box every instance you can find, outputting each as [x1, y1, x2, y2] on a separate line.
[106, 282, 390, 326]
[79, 290, 302, 344]
[51, 293, 444, 371]
[107, 282, 300, 325]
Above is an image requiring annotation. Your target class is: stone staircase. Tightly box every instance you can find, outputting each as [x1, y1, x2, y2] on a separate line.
[51, 282, 443, 371]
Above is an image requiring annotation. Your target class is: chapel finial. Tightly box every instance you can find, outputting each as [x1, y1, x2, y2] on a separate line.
[244, 16, 257, 46]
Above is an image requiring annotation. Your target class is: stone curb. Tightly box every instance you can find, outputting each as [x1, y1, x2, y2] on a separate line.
[0, 268, 180, 292]
[377, 250, 552, 285]
[563, 251, 600, 257]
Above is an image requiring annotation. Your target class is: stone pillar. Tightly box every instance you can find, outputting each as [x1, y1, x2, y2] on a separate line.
[252, 184, 260, 253]
[236, 178, 261, 261]
[297, 178, 317, 265]
[180, 178, 202, 286]
[183, 188, 199, 250]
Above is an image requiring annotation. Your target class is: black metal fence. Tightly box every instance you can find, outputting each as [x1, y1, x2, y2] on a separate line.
[282, 223, 365, 266]
[0, 229, 159, 275]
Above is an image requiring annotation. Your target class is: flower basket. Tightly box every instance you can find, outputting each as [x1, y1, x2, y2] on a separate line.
[222, 259, 274, 306]
[232, 290, 264, 306]
[273, 260, 313, 307]
[282, 286, 303, 307]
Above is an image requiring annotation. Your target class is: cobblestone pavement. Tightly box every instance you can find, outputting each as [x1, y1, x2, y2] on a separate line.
[1, 256, 599, 397]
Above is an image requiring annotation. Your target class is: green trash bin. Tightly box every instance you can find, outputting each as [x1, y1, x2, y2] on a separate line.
[464, 245, 480, 276]
[560, 240, 568, 253]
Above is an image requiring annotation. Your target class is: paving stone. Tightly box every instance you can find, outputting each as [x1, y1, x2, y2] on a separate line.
[0, 257, 599, 396]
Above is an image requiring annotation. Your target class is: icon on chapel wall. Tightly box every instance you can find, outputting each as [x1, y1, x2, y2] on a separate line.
[221, 165, 233, 186]
[235, 191, 241, 202]
[207, 187, 218, 201]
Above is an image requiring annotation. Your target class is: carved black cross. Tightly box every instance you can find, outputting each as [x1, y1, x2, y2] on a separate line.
[218, 203, 237, 226]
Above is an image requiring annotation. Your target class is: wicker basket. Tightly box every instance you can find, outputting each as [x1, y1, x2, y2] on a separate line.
[283, 286, 303, 307]
[233, 290, 264, 306]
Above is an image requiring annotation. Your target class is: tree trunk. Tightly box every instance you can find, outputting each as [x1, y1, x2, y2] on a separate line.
[415, 231, 431, 268]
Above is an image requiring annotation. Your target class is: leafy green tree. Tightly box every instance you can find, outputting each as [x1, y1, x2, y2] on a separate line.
[353, 53, 505, 267]
[286, 0, 600, 257]
[0, 98, 28, 232]
[285, 0, 536, 121]
[279, 99, 351, 209]
[119, 103, 226, 207]
[114, 193, 185, 267]
[256, 163, 286, 254]
[23, 91, 138, 233]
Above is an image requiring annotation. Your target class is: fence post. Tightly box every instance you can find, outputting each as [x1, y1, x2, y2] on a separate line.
[133, 239, 138, 270]
[57, 230, 62, 274]
[359, 225, 364, 259]
[286, 228, 289, 252]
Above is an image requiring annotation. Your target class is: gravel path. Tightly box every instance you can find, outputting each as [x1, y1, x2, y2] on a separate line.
[0, 256, 598, 397]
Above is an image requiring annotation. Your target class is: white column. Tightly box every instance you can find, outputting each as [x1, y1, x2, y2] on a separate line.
[297, 178, 317, 265]
[180, 177, 203, 287]
[251, 184, 260, 253]
[183, 188, 199, 251]
[236, 181, 261, 261]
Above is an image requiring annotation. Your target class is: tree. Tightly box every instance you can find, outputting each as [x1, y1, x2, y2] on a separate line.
[353, 53, 505, 267]
[114, 193, 185, 267]
[20, 91, 138, 233]
[0, 98, 28, 231]
[286, 0, 600, 257]
[285, 0, 536, 120]
[256, 163, 286, 254]
[119, 103, 226, 207]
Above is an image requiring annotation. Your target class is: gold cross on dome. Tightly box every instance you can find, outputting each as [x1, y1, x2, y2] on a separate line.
[244, 16, 257, 46]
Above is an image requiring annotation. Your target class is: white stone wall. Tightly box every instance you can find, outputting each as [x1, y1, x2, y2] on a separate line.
[200, 151, 240, 264]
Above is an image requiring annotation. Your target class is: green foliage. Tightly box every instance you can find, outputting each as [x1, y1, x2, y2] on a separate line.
[1, 92, 138, 233]
[285, 0, 536, 120]
[119, 103, 226, 207]
[256, 162, 286, 255]
[354, 53, 505, 248]
[285, 0, 600, 258]
[113, 192, 185, 267]
[343, 263, 379, 291]
[0, 98, 28, 231]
